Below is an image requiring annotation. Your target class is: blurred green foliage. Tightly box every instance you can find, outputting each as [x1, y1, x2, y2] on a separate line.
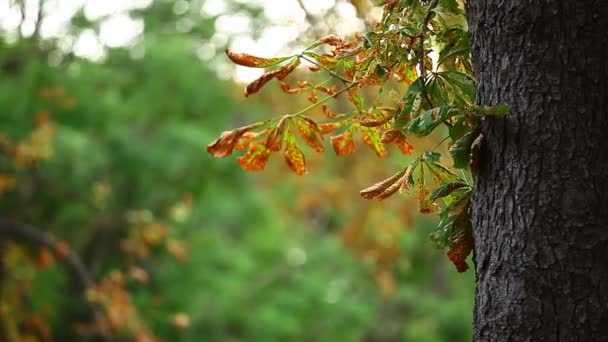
[0, 1, 473, 341]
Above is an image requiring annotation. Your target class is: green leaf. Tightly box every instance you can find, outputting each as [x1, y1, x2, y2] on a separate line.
[436, 71, 475, 106]
[430, 182, 469, 201]
[437, 28, 470, 67]
[423, 151, 441, 163]
[449, 130, 479, 169]
[407, 106, 461, 136]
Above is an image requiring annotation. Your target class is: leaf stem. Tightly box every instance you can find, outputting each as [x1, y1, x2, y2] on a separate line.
[289, 83, 358, 117]
[431, 135, 450, 152]
[299, 54, 353, 85]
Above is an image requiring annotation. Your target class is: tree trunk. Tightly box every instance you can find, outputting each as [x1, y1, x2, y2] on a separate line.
[466, 1, 608, 341]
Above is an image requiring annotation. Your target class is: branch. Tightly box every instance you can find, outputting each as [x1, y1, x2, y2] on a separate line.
[0, 218, 114, 341]
[418, 0, 440, 107]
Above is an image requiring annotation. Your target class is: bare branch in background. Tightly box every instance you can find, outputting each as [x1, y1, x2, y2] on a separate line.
[0, 218, 114, 342]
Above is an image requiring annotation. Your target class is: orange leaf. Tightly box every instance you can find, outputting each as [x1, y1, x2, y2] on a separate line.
[447, 229, 473, 273]
[318, 121, 345, 134]
[361, 128, 387, 158]
[225, 49, 291, 68]
[380, 128, 413, 155]
[284, 140, 306, 175]
[321, 105, 344, 119]
[330, 131, 355, 156]
[296, 118, 324, 153]
[236, 143, 271, 172]
[307, 92, 318, 103]
[265, 117, 289, 151]
[380, 129, 400, 143]
[396, 137, 414, 154]
[245, 58, 301, 97]
[207, 122, 267, 157]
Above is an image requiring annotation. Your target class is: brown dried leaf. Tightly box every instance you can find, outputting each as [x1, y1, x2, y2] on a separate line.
[225, 49, 291, 68]
[245, 58, 301, 97]
[207, 122, 267, 157]
[319, 34, 344, 46]
[380, 129, 401, 143]
[321, 105, 344, 119]
[447, 212, 473, 272]
[360, 170, 406, 200]
[265, 117, 289, 151]
[359, 114, 392, 127]
[399, 162, 417, 194]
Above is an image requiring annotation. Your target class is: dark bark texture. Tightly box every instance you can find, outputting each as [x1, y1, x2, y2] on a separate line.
[466, 1, 608, 341]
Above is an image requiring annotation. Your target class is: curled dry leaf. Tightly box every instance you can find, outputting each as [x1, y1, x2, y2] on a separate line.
[359, 114, 392, 127]
[330, 131, 355, 156]
[225, 49, 291, 68]
[245, 58, 301, 97]
[296, 117, 324, 153]
[380, 130, 414, 155]
[265, 117, 289, 151]
[284, 139, 306, 175]
[207, 122, 266, 157]
[319, 34, 344, 46]
[360, 170, 406, 200]
[236, 143, 271, 172]
[447, 213, 473, 272]
[380, 129, 401, 143]
[321, 105, 344, 119]
[400, 162, 417, 193]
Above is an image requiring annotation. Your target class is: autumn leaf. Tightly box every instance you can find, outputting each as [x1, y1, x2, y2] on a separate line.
[296, 117, 324, 153]
[319, 34, 344, 46]
[318, 121, 346, 134]
[245, 58, 301, 97]
[302, 51, 338, 68]
[446, 207, 473, 272]
[234, 131, 261, 151]
[236, 143, 271, 172]
[207, 121, 267, 157]
[416, 164, 435, 213]
[360, 170, 406, 200]
[359, 114, 392, 127]
[284, 138, 306, 175]
[225, 49, 292, 68]
[381, 129, 414, 154]
[265, 117, 289, 151]
[361, 127, 387, 158]
[321, 105, 344, 119]
[330, 131, 355, 156]
[399, 161, 418, 194]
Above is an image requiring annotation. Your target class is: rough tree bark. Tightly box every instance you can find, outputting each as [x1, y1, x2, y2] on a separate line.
[466, 1, 608, 341]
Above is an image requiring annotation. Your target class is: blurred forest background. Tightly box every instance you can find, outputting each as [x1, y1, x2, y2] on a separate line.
[0, 0, 474, 341]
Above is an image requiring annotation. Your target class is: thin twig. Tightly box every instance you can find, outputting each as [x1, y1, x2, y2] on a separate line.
[299, 54, 352, 85]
